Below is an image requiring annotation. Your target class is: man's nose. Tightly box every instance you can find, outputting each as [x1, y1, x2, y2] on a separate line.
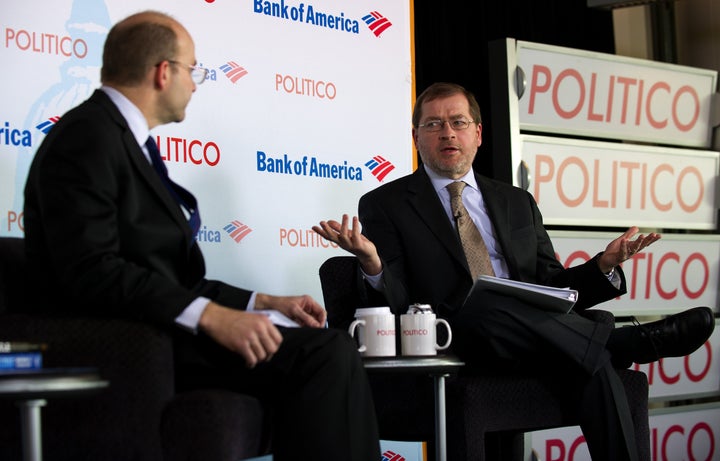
[439, 122, 456, 136]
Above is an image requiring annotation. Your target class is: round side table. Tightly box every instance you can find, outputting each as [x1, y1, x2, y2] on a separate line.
[0, 368, 109, 461]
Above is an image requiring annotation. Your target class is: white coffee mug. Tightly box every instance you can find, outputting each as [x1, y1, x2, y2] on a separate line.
[400, 313, 452, 356]
[348, 307, 396, 357]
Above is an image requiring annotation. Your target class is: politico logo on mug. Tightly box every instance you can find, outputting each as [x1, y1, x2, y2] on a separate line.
[401, 304, 452, 356]
[348, 307, 396, 357]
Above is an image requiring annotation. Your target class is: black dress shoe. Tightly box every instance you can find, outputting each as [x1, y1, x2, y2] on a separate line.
[631, 306, 715, 364]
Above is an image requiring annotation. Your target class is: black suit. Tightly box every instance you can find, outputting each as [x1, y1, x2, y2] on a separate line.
[24, 90, 380, 460]
[359, 166, 639, 460]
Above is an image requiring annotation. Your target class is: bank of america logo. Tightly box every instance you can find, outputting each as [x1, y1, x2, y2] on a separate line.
[362, 11, 393, 37]
[365, 155, 395, 181]
[220, 61, 249, 83]
[381, 450, 405, 461]
[223, 220, 253, 243]
[36, 116, 60, 134]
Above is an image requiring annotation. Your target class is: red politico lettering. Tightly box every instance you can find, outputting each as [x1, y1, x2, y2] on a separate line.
[646, 81, 671, 129]
[592, 159, 609, 208]
[652, 422, 715, 461]
[650, 164, 674, 211]
[685, 342, 712, 383]
[544, 436, 588, 461]
[552, 69, 585, 119]
[656, 252, 681, 299]
[587, 73, 604, 122]
[279, 228, 336, 248]
[672, 86, 701, 132]
[529, 65, 552, 115]
[555, 157, 589, 207]
[6, 211, 24, 232]
[525, 66, 701, 133]
[532, 155, 704, 214]
[620, 161, 640, 209]
[653, 252, 709, 301]
[680, 252, 709, 299]
[658, 359, 681, 385]
[643, 342, 711, 385]
[534, 154, 554, 203]
[545, 438, 565, 461]
[663, 425, 685, 460]
[568, 435, 588, 460]
[156, 136, 220, 167]
[676, 167, 703, 212]
[561, 250, 592, 268]
[688, 422, 714, 461]
[556, 249, 709, 303]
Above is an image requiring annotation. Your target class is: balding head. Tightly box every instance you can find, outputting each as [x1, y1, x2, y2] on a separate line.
[101, 11, 187, 87]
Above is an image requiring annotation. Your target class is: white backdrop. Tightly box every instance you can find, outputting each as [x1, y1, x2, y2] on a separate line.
[1, 0, 415, 306]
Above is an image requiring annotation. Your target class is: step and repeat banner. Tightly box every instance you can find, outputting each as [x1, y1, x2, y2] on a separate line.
[1, 0, 415, 304]
[549, 230, 720, 317]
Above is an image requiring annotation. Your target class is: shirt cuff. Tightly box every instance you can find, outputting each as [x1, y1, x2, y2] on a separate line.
[605, 267, 621, 289]
[361, 268, 384, 291]
[175, 296, 211, 334]
[175, 293, 257, 334]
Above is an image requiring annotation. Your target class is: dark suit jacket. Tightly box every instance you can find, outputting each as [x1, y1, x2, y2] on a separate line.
[23, 90, 252, 330]
[358, 166, 626, 317]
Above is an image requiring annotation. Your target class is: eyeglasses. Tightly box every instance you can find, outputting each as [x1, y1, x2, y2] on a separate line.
[166, 60, 209, 84]
[417, 119, 475, 132]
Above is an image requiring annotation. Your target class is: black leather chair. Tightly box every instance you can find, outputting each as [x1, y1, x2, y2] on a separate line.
[0, 237, 268, 461]
[319, 255, 651, 461]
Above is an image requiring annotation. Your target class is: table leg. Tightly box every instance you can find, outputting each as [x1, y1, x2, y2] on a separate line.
[17, 399, 46, 461]
[433, 373, 449, 461]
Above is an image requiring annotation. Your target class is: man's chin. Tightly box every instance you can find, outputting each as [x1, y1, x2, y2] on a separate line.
[433, 162, 470, 178]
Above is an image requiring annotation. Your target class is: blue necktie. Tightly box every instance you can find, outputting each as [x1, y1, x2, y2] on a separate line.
[145, 136, 201, 241]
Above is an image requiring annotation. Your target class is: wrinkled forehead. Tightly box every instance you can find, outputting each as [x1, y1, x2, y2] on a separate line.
[420, 94, 471, 119]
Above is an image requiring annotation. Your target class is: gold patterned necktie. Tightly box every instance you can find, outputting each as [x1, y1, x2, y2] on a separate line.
[447, 181, 495, 279]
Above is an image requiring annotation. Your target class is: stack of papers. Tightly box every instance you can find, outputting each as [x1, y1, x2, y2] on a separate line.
[464, 275, 578, 313]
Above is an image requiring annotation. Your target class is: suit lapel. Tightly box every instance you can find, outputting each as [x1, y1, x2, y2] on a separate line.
[407, 168, 470, 273]
[126, 135, 190, 229]
[476, 174, 519, 276]
[93, 91, 192, 240]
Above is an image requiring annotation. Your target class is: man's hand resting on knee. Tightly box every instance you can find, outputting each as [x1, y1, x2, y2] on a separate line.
[198, 295, 327, 368]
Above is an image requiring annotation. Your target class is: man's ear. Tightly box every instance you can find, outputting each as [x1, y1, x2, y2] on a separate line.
[153, 61, 170, 89]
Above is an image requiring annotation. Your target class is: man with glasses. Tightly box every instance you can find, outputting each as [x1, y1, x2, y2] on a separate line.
[24, 10, 380, 460]
[315, 82, 714, 461]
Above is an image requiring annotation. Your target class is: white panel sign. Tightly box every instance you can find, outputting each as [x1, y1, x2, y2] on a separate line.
[648, 405, 720, 461]
[630, 324, 720, 400]
[528, 403, 720, 461]
[525, 135, 719, 229]
[548, 231, 720, 316]
[516, 40, 718, 148]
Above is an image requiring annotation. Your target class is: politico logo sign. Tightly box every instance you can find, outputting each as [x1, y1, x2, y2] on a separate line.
[151, 135, 221, 167]
[634, 326, 720, 399]
[515, 40, 717, 148]
[550, 231, 720, 314]
[523, 136, 718, 229]
[530, 406, 720, 461]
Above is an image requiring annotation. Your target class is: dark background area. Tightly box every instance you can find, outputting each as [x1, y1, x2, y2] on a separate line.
[412, 1, 616, 178]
